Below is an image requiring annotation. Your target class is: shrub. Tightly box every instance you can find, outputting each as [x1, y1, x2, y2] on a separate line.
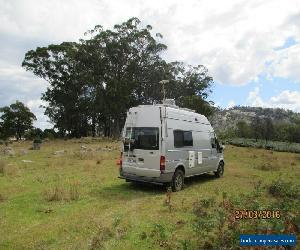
[179, 240, 194, 250]
[227, 138, 300, 153]
[33, 137, 42, 144]
[112, 216, 122, 228]
[89, 226, 112, 250]
[152, 223, 167, 241]
[268, 179, 299, 199]
[190, 183, 299, 248]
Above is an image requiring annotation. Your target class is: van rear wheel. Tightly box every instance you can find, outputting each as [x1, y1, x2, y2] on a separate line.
[171, 169, 184, 192]
[214, 161, 224, 178]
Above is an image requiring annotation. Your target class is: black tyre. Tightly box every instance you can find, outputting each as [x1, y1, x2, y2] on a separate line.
[171, 169, 184, 192]
[214, 161, 224, 178]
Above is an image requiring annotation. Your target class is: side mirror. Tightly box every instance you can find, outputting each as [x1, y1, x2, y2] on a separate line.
[216, 143, 225, 153]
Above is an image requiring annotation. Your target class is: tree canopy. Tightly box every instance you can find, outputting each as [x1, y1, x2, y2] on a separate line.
[0, 101, 36, 140]
[22, 17, 214, 137]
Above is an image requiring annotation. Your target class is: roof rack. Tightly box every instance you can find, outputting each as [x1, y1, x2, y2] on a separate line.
[159, 99, 195, 112]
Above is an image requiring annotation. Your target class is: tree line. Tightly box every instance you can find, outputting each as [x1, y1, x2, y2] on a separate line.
[21, 17, 214, 138]
[1, 100, 299, 143]
[220, 116, 300, 144]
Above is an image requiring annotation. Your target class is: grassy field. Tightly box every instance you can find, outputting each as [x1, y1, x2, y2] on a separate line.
[0, 138, 299, 249]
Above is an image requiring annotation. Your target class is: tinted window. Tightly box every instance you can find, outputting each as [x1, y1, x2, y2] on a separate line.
[174, 130, 193, 147]
[174, 130, 184, 147]
[184, 131, 193, 146]
[125, 127, 159, 150]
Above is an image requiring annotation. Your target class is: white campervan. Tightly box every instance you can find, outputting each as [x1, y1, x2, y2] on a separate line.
[118, 99, 224, 191]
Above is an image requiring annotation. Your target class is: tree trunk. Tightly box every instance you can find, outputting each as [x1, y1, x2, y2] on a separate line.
[91, 116, 96, 137]
[112, 118, 120, 139]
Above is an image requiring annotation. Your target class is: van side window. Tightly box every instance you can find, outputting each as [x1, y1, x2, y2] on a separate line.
[174, 130, 193, 147]
[184, 131, 193, 146]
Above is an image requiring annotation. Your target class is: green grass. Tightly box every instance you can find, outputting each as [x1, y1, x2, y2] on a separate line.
[0, 139, 299, 249]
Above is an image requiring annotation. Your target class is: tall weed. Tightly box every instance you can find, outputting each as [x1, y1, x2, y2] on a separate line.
[0, 160, 5, 174]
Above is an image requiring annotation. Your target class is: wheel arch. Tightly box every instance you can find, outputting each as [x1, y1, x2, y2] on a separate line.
[175, 164, 185, 176]
[219, 160, 225, 166]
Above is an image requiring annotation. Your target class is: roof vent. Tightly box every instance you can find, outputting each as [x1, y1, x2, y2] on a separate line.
[163, 99, 176, 106]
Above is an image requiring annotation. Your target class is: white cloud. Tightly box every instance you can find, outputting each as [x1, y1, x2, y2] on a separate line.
[1, 0, 300, 128]
[0, 61, 50, 129]
[227, 100, 236, 108]
[26, 99, 52, 130]
[246, 88, 300, 111]
[246, 87, 264, 107]
[27, 99, 44, 110]
[1, 0, 300, 85]
[269, 44, 300, 82]
[269, 90, 300, 106]
[0, 60, 43, 83]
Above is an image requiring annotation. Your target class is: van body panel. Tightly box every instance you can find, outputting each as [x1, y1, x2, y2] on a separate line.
[120, 103, 224, 185]
[122, 106, 161, 178]
[121, 164, 161, 178]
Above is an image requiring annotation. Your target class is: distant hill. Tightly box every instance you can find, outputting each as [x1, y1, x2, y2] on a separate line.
[209, 106, 300, 132]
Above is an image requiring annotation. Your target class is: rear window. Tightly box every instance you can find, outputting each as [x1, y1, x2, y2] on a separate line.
[125, 127, 159, 150]
[174, 130, 193, 147]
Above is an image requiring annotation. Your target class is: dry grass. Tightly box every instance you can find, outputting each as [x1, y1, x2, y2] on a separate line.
[96, 157, 103, 165]
[0, 161, 19, 176]
[43, 184, 66, 202]
[8, 165, 19, 176]
[254, 161, 281, 171]
[73, 150, 98, 160]
[68, 180, 80, 201]
[43, 180, 80, 202]
[0, 139, 299, 249]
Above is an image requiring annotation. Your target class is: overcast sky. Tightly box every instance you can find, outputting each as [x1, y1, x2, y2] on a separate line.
[0, 0, 300, 129]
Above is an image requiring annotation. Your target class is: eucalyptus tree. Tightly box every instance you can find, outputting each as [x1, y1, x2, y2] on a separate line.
[23, 17, 214, 138]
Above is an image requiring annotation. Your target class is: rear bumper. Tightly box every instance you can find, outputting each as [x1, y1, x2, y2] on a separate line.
[119, 169, 173, 185]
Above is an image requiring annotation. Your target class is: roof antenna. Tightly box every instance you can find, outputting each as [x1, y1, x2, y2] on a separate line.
[159, 80, 169, 102]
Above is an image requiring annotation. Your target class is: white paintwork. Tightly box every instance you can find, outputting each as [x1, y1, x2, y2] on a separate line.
[121, 101, 224, 182]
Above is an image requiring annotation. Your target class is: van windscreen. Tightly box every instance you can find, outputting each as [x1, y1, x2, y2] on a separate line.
[125, 127, 159, 150]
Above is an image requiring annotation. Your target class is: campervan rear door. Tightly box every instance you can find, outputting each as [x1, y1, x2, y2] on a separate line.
[122, 107, 162, 178]
[133, 147, 160, 177]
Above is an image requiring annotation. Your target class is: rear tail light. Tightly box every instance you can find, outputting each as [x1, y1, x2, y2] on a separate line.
[117, 152, 123, 167]
[160, 155, 165, 172]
